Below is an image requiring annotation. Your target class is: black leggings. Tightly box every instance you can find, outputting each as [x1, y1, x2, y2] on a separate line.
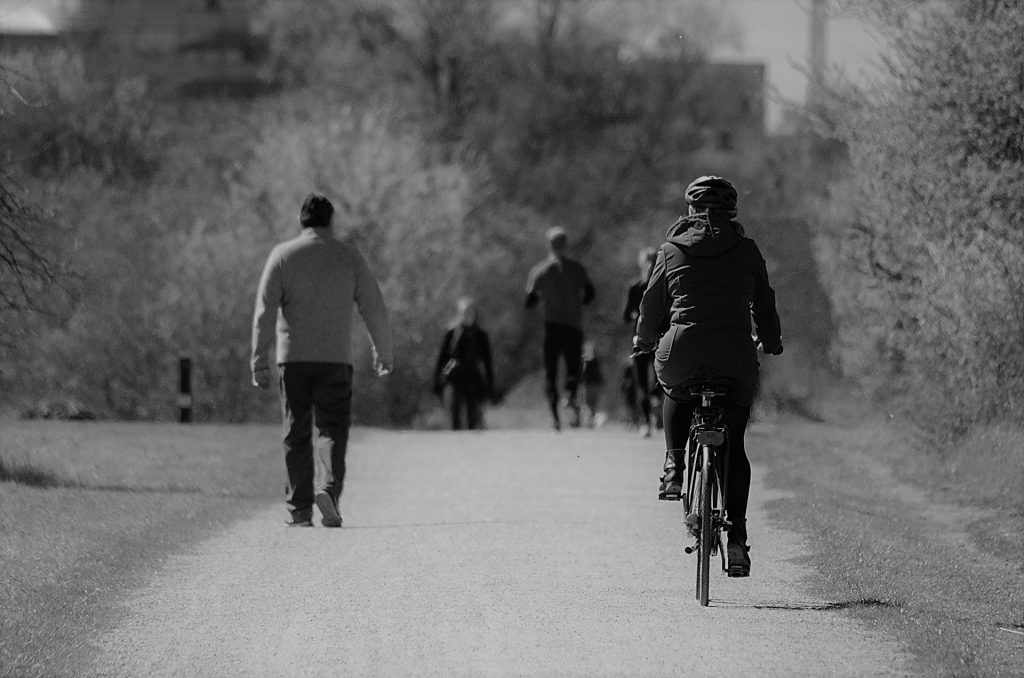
[543, 322, 583, 402]
[663, 395, 751, 540]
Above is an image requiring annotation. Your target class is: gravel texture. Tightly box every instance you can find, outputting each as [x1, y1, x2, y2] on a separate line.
[86, 428, 909, 677]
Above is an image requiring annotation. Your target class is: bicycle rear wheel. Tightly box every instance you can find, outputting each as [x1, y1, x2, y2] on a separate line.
[698, 449, 713, 606]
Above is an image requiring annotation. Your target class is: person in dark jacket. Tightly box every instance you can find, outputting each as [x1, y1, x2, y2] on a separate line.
[623, 247, 659, 437]
[433, 297, 495, 430]
[525, 227, 596, 430]
[633, 175, 783, 577]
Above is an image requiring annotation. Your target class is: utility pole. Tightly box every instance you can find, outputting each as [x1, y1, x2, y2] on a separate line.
[806, 0, 829, 113]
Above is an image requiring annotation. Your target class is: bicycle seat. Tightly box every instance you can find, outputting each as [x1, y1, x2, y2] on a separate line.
[683, 379, 732, 398]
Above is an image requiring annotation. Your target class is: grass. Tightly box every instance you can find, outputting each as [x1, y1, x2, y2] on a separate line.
[757, 416, 1024, 677]
[0, 420, 285, 677]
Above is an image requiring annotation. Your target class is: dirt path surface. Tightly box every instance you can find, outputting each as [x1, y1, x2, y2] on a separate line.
[86, 428, 909, 677]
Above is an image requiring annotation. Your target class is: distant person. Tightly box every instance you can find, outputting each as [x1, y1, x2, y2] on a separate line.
[619, 358, 640, 428]
[633, 175, 782, 577]
[433, 297, 495, 431]
[251, 192, 393, 528]
[623, 246, 659, 437]
[525, 226, 596, 430]
[580, 340, 605, 428]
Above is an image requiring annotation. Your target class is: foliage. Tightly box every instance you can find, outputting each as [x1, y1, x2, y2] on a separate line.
[2, 0, 825, 424]
[815, 1, 1024, 428]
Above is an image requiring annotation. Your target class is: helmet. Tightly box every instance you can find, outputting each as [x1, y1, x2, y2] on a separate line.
[684, 176, 738, 215]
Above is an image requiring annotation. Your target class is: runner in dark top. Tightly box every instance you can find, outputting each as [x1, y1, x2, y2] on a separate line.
[623, 247, 658, 437]
[433, 298, 494, 430]
[633, 175, 783, 577]
[525, 227, 595, 430]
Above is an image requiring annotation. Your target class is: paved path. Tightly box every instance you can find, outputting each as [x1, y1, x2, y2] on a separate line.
[87, 427, 909, 677]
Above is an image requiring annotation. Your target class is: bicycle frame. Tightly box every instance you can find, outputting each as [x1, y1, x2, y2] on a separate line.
[681, 386, 731, 606]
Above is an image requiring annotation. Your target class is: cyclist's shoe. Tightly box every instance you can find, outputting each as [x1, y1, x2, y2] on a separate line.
[315, 491, 343, 528]
[285, 514, 313, 527]
[658, 448, 684, 500]
[727, 542, 751, 577]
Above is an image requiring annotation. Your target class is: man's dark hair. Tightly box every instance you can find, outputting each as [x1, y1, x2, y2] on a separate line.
[300, 192, 334, 228]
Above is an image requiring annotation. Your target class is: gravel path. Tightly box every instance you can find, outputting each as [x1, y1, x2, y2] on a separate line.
[86, 428, 909, 677]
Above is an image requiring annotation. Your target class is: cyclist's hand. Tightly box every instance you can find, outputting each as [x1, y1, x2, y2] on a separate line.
[760, 342, 784, 356]
[630, 336, 654, 359]
[252, 366, 271, 390]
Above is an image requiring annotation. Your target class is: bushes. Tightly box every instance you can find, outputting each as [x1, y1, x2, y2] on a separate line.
[815, 2, 1024, 428]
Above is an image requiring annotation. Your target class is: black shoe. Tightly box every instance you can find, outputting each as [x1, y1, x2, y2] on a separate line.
[658, 479, 683, 501]
[727, 542, 751, 577]
[315, 491, 343, 528]
[285, 515, 313, 527]
[658, 448, 684, 500]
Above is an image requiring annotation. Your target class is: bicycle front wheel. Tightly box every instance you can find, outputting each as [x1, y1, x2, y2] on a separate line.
[698, 448, 713, 606]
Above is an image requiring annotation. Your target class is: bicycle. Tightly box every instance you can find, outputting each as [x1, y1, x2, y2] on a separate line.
[679, 381, 732, 607]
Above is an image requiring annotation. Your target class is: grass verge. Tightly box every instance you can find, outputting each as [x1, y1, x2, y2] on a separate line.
[0, 420, 284, 677]
[757, 416, 1024, 676]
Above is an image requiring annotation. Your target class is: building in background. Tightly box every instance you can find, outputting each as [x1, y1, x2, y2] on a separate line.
[0, 0, 271, 96]
[693, 61, 765, 149]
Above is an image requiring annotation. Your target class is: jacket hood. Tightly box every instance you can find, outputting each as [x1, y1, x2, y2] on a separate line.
[665, 213, 743, 257]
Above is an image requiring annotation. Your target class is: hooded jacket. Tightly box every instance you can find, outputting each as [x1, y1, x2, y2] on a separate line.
[634, 213, 781, 405]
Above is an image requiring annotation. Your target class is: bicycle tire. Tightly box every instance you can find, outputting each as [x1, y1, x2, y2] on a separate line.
[693, 466, 703, 601]
[698, 449, 713, 606]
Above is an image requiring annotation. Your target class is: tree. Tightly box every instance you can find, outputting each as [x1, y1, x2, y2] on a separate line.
[815, 0, 1024, 425]
[0, 64, 67, 342]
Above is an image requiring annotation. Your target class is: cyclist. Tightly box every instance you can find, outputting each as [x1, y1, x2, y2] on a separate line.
[632, 175, 782, 576]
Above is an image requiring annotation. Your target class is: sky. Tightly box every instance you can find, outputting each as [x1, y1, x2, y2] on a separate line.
[714, 0, 884, 129]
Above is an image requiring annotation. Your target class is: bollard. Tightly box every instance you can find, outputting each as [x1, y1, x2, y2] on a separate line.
[178, 357, 193, 423]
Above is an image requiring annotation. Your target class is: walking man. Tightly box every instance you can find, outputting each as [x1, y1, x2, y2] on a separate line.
[525, 227, 595, 430]
[251, 192, 392, 527]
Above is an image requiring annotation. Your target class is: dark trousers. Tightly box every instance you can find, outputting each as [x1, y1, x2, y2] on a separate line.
[632, 352, 654, 425]
[279, 362, 353, 520]
[663, 395, 751, 543]
[448, 383, 483, 430]
[543, 322, 583, 407]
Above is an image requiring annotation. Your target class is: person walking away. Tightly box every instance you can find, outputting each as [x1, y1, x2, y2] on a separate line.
[632, 176, 783, 577]
[623, 247, 659, 437]
[433, 297, 495, 430]
[251, 192, 393, 528]
[525, 227, 596, 430]
[580, 340, 605, 428]
[619, 358, 640, 428]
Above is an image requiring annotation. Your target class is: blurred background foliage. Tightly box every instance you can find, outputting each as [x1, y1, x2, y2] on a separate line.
[3, 0, 1020, 436]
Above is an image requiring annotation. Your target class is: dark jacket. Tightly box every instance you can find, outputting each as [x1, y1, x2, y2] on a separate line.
[434, 323, 494, 397]
[635, 213, 782, 405]
[623, 277, 647, 325]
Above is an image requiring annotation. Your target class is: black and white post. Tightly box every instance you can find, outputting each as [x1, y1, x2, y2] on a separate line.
[178, 357, 193, 423]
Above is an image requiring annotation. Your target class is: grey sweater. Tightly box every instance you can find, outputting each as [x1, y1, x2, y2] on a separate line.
[251, 228, 392, 371]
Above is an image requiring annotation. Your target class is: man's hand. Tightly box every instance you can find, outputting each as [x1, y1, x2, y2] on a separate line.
[252, 366, 271, 390]
[760, 342, 784, 356]
[374, 357, 393, 377]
